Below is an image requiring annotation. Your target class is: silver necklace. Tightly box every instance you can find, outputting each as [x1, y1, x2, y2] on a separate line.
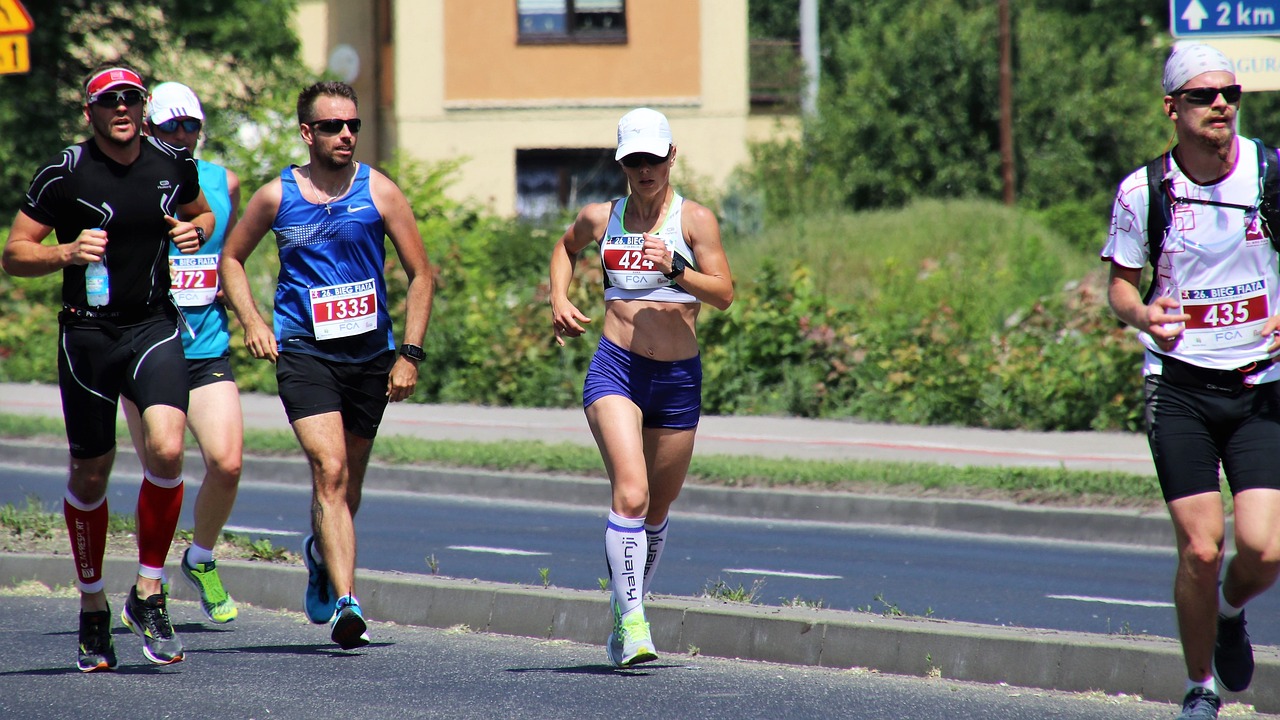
[306, 166, 356, 214]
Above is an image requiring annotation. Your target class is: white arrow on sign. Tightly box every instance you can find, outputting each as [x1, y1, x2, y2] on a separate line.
[1183, 0, 1210, 30]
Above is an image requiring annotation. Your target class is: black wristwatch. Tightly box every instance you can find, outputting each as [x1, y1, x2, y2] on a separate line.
[398, 343, 425, 363]
[194, 226, 206, 246]
[664, 255, 687, 280]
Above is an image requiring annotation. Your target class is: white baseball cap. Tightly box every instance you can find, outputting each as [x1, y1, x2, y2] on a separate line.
[615, 107, 673, 160]
[147, 82, 205, 125]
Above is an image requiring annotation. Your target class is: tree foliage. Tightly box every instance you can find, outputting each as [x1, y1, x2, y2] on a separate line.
[0, 0, 311, 211]
[744, 0, 1280, 222]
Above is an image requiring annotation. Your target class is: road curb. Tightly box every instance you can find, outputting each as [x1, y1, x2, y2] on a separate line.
[3, 553, 1277, 712]
[0, 438, 1175, 547]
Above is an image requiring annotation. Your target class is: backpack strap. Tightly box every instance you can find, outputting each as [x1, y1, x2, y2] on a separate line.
[1253, 137, 1280, 253]
[1143, 152, 1172, 304]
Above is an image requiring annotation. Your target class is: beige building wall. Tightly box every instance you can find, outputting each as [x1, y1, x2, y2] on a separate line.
[296, 0, 752, 216]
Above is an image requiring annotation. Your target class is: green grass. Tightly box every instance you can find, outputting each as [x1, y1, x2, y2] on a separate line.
[0, 412, 1161, 508]
[730, 198, 1098, 333]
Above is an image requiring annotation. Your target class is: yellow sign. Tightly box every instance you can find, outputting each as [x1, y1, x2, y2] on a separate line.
[0, 0, 32, 34]
[0, 33, 28, 75]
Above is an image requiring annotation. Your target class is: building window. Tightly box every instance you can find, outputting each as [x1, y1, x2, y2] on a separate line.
[517, 0, 626, 44]
[516, 149, 627, 218]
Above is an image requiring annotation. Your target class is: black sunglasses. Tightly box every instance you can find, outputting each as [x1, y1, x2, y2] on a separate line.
[89, 89, 146, 108]
[620, 150, 671, 168]
[1172, 84, 1243, 106]
[155, 118, 202, 134]
[306, 118, 362, 134]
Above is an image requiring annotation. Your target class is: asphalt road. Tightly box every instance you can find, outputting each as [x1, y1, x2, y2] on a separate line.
[0, 595, 1236, 720]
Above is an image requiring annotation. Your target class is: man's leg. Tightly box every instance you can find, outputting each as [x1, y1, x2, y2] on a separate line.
[134, 403, 187, 597]
[1167, 491, 1227, 683]
[292, 412, 361, 600]
[65, 451, 116, 613]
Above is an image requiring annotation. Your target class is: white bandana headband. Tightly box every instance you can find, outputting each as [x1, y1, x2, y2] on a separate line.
[1163, 43, 1235, 93]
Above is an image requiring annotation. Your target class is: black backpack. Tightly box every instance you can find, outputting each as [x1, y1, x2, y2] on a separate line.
[1143, 138, 1280, 302]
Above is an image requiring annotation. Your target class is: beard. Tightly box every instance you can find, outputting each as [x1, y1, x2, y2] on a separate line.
[91, 114, 137, 148]
[316, 144, 355, 171]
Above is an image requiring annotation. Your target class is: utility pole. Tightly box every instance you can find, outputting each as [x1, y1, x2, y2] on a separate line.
[998, 0, 1015, 205]
[800, 0, 818, 116]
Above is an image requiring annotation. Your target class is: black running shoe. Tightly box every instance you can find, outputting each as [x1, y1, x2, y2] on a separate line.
[121, 585, 184, 665]
[77, 608, 118, 672]
[1177, 687, 1221, 719]
[1214, 611, 1254, 692]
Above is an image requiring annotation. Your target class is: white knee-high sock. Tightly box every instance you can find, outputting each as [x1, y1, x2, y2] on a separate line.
[643, 518, 668, 595]
[605, 511, 646, 618]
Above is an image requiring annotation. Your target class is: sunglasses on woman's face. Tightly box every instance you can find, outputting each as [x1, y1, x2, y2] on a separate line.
[156, 118, 202, 134]
[89, 89, 146, 108]
[620, 151, 671, 168]
[306, 118, 362, 134]
[1172, 84, 1243, 106]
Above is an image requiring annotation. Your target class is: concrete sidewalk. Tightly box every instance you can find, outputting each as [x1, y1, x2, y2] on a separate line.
[8, 382, 1260, 712]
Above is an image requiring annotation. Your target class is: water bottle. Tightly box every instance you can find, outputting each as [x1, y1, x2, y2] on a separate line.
[85, 228, 109, 307]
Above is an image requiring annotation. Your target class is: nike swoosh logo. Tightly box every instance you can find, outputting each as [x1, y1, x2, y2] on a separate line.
[347, 205, 371, 213]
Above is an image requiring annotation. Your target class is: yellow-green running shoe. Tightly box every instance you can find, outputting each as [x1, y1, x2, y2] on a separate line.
[607, 603, 657, 668]
[181, 548, 238, 623]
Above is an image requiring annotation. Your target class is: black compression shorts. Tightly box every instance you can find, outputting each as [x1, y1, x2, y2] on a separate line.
[59, 316, 190, 459]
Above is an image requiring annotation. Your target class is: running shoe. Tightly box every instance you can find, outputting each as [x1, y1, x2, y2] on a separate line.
[121, 585, 184, 665]
[77, 607, 118, 672]
[1177, 687, 1221, 719]
[330, 596, 370, 650]
[1215, 610, 1254, 692]
[302, 534, 337, 624]
[608, 603, 657, 668]
[181, 548, 238, 624]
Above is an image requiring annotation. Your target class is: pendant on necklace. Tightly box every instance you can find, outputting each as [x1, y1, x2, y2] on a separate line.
[324, 202, 331, 215]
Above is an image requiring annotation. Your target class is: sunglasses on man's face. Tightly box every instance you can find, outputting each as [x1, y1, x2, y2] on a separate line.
[620, 151, 671, 168]
[1173, 84, 1243, 106]
[155, 118, 202, 134]
[89, 89, 146, 108]
[306, 118, 362, 134]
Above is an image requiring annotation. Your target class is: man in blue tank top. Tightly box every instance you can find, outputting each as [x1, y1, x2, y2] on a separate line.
[220, 81, 435, 650]
[122, 81, 244, 627]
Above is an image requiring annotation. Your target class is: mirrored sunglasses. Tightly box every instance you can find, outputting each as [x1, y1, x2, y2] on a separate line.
[1173, 84, 1243, 106]
[156, 118, 202, 134]
[620, 151, 671, 168]
[89, 89, 146, 108]
[307, 118, 362, 134]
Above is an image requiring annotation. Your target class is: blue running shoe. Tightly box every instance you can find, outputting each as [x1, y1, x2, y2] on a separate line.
[331, 596, 370, 650]
[302, 535, 337, 624]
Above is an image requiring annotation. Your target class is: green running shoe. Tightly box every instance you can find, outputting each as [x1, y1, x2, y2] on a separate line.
[608, 603, 657, 668]
[181, 548, 238, 624]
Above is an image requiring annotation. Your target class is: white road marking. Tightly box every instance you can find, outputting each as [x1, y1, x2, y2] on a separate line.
[724, 568, 842, 580]
[223, 525, 302, 537]
[1046, 594, 1173, 608]
[448, 545, 550, 557]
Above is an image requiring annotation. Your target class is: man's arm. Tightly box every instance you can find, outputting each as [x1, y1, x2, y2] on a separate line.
[371, 170, 434, 402]
[169, 188, 216, 255]
[1107, 262, 1188, 352]
[1, 212, 100, 277]
[219, 179, 282, 362]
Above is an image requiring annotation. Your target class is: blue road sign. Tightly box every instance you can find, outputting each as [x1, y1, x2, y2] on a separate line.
[1172, 0, 1280, 37]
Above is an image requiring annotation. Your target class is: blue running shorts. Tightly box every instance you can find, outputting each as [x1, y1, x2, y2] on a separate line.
[583, 335, 701, 429]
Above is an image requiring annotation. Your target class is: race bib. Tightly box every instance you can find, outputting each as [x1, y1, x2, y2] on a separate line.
[309, 279, 378, 340]
[1179, 279, 1270, 350]
[169, 255, 219, 307]
[601, 233, 671, 290]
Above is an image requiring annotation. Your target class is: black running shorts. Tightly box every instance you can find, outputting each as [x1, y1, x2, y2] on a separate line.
[1145, 374, 1280, 502]
[276, 351, 395, 439]
[59, 317, 190, 459]
[187, 354, 236, 391]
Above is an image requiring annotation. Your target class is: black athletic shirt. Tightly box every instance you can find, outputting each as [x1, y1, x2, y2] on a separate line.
[21, 136, 201, 311]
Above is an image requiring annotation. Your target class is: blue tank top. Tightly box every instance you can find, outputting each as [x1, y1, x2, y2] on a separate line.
[270, 163, 394, 363]
[170, 160, 232, 358]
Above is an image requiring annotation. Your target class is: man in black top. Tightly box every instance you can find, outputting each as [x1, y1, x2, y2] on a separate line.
[1, 65, 214, 671]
